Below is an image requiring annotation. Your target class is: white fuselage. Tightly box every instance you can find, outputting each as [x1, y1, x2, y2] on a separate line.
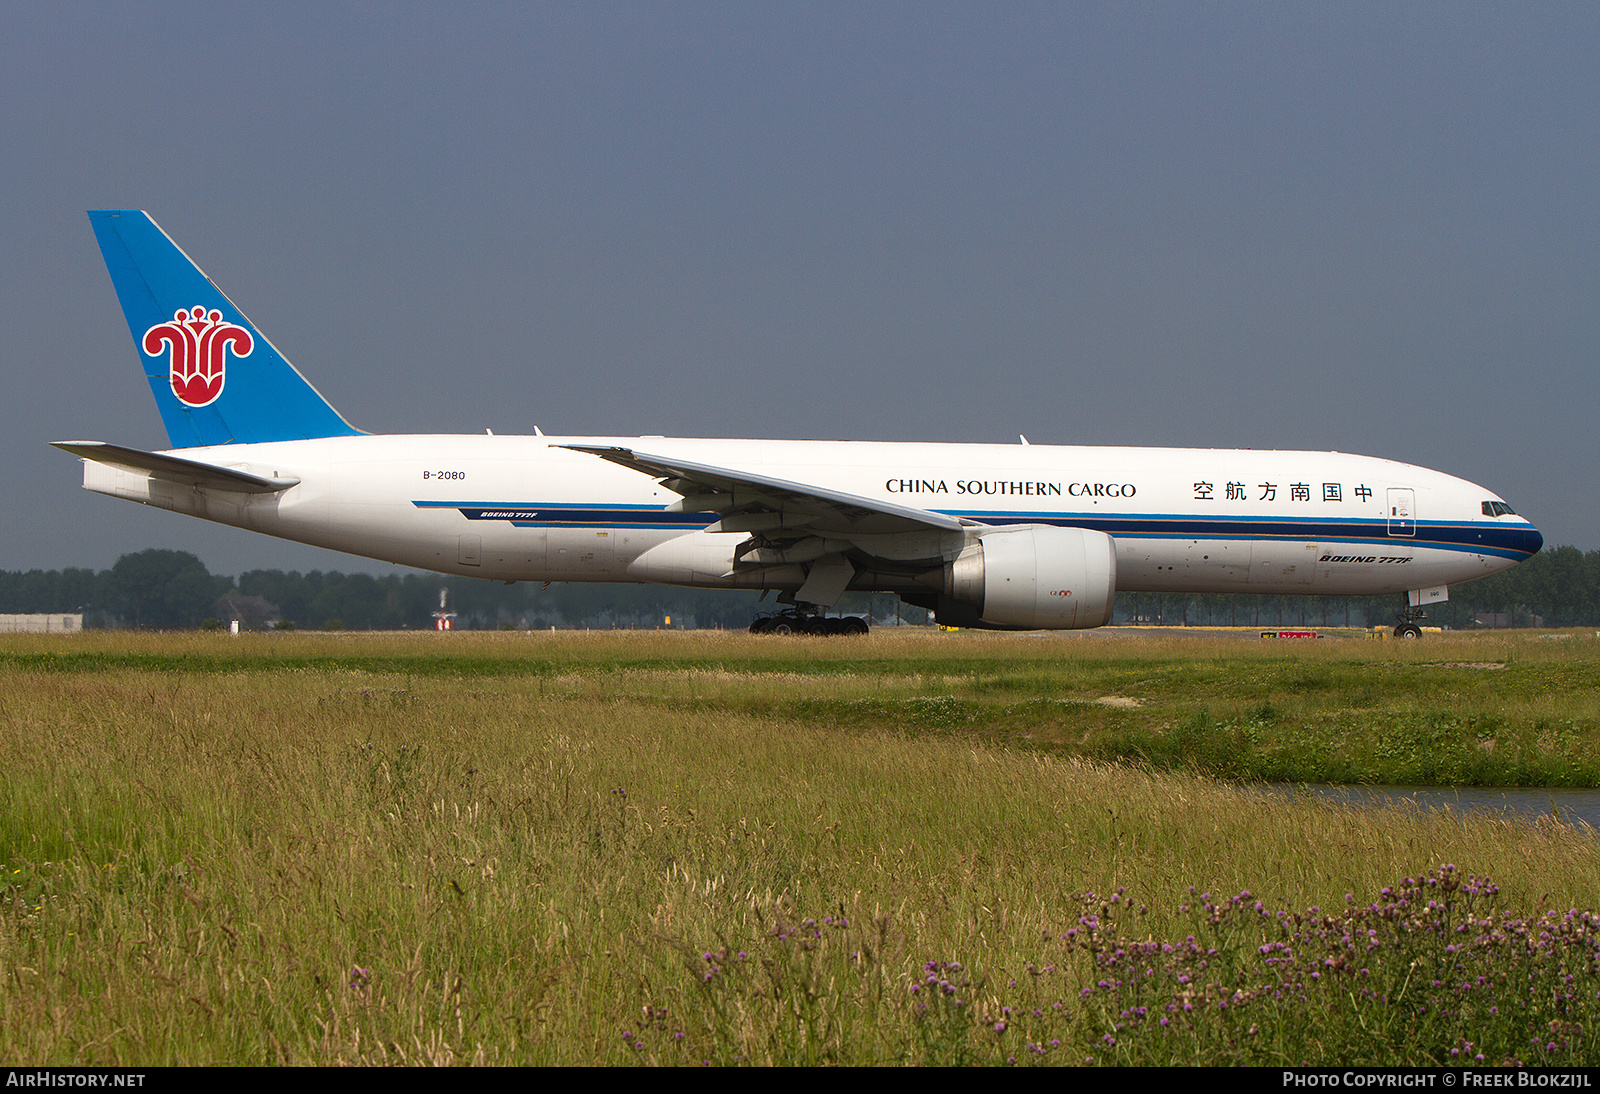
[79, 433, 1540, 599]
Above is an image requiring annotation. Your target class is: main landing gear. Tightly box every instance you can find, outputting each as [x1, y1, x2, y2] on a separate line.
[749, 610, 870, 636]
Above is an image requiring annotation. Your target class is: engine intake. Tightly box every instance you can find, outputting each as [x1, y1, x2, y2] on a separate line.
[934, 525, 1116, 630]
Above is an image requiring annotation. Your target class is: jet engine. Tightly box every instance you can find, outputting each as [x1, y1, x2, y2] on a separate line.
[929, 525, 1117, 630]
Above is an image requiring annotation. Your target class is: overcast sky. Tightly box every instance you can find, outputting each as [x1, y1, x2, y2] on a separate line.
[4, 2, 1597, 575]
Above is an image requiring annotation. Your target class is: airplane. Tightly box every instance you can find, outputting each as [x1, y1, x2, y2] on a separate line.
[55, 210, 1543, 637]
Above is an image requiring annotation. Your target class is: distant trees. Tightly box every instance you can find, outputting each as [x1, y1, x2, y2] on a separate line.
[0, 551, 777, 630]
[0, 549, 231, 629]
[0, 567, 99, 616]
[1416, 544, 1600, 629]
[3, 544, 1598, 630]
[106, 549, 234, 629]
[1111, 547, 1600, 629]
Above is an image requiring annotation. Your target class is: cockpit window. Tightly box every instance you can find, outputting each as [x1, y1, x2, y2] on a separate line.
[1481, 501, 1516, 517]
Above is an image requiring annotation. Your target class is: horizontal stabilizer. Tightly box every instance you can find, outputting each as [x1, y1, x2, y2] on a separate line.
[51, 441, 300, 494]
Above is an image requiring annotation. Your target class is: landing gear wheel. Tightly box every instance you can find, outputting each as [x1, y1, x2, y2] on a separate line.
[1393, 596, 1429, 640]
[750, 610, 869, 636]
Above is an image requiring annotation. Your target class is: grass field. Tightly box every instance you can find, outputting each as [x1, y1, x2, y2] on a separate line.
[3, 628, 1599, 1065]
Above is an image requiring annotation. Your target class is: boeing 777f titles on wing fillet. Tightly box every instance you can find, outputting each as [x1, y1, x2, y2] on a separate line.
[56, 211, 1543, 636]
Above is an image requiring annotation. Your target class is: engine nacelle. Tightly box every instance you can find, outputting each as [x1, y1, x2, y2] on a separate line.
[934, 525, 1117, 630]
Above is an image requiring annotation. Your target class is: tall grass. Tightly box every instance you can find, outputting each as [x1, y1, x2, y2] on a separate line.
[2, 631, 1599, 1063]
[12, 627, 1599, 785]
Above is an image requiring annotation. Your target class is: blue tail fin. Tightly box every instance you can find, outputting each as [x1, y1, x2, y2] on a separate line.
[89, 210, 362, 448]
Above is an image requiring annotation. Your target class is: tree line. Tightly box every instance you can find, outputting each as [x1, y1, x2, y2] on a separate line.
[0, 549, 914, 630]
[0, 545, 1593, 631]
[1114, 545, 1599, 630]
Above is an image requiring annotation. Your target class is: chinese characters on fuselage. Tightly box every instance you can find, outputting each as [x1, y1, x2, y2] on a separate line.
[1195, 481, 1374, 504]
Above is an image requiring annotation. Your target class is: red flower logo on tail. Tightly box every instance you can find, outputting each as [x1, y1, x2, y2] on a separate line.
[143, 306, 253, 408]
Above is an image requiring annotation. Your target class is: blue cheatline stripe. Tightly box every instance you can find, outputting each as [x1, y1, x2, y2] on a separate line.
[412, 501, 718, 530]
[411, 501, 1540, 561]
[972, 513, 1539, 561]
[412, 501, 668, 510]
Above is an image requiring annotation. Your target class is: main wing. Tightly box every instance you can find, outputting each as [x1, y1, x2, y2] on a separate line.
[562, 445, 970, 535]
[562, 444, 978, 605]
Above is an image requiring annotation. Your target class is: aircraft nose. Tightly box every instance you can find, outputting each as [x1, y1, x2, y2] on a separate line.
[1522, 523, 1544, 557]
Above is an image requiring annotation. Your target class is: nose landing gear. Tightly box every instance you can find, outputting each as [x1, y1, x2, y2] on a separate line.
[1394, 601, 1428, 639]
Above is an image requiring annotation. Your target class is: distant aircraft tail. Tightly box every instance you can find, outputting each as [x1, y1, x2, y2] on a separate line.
[88, 210, 362, 448]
